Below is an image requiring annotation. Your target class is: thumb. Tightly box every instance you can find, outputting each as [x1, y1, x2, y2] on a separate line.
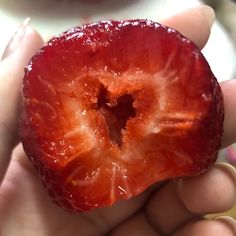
[0, 20, 43, 183]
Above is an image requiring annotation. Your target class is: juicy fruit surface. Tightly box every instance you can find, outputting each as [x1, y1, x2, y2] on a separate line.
[21, 20, 224, 212]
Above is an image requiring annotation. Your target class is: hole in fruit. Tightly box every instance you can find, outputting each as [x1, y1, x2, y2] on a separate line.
[97, 86, 136, 146]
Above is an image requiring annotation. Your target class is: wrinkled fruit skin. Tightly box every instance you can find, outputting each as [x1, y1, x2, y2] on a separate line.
[20, 20, 224, 212]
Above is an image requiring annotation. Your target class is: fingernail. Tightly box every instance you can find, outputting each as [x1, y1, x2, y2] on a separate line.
[215, 163, 236, 185]
[215, 216, 236, 234]
[1, 18, 31, 61]
[201, 5, 215, 28]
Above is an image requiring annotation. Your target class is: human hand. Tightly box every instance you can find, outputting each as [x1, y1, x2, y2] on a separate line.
[0, 6, 236, 236]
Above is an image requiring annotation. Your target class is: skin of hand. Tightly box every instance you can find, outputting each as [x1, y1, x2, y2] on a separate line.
[0, 5, 236, 236]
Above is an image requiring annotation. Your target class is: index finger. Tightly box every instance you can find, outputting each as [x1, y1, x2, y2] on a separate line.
[160, 5, 215, 49]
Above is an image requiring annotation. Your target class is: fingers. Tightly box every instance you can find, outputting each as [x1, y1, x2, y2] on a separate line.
[111, 213, 159, 236]
[220, 79, 236, 147]
[146, 181, 197, 235]
[87, 190, 151, 233]
[0, 22, 43, 183]
[145, 163, 236, 235]
[176, 163, 236, 214]
[173, 218, 236, 236]
[160, 5, 215, 49]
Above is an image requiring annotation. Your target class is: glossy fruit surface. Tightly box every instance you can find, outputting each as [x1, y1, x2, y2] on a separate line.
[21, 20, 224, 212]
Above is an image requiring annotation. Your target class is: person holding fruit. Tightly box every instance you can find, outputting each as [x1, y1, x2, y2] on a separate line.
[0, 5, 236, 236]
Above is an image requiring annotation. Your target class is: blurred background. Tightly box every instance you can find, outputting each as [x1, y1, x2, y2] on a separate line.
[204, 0, 236, 42]
[0, 0, 235, 218]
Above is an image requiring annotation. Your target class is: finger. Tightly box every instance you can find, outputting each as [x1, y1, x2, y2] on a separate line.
[110, 213, 160, 236]
[145, 163, 236, 235]
[0, 22, 43, 183]
[176, 163, 236, 214]
[173, 218, 236, 236]
[86, 190, 151, 233]
[160, 5, 215, 49]
[146, 181, 197, 235]
[215, 217, 236, 234]
[220, 79, 236, 147]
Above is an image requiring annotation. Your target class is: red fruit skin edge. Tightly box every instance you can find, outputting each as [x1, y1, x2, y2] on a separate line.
[20, 20, 224, 212]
